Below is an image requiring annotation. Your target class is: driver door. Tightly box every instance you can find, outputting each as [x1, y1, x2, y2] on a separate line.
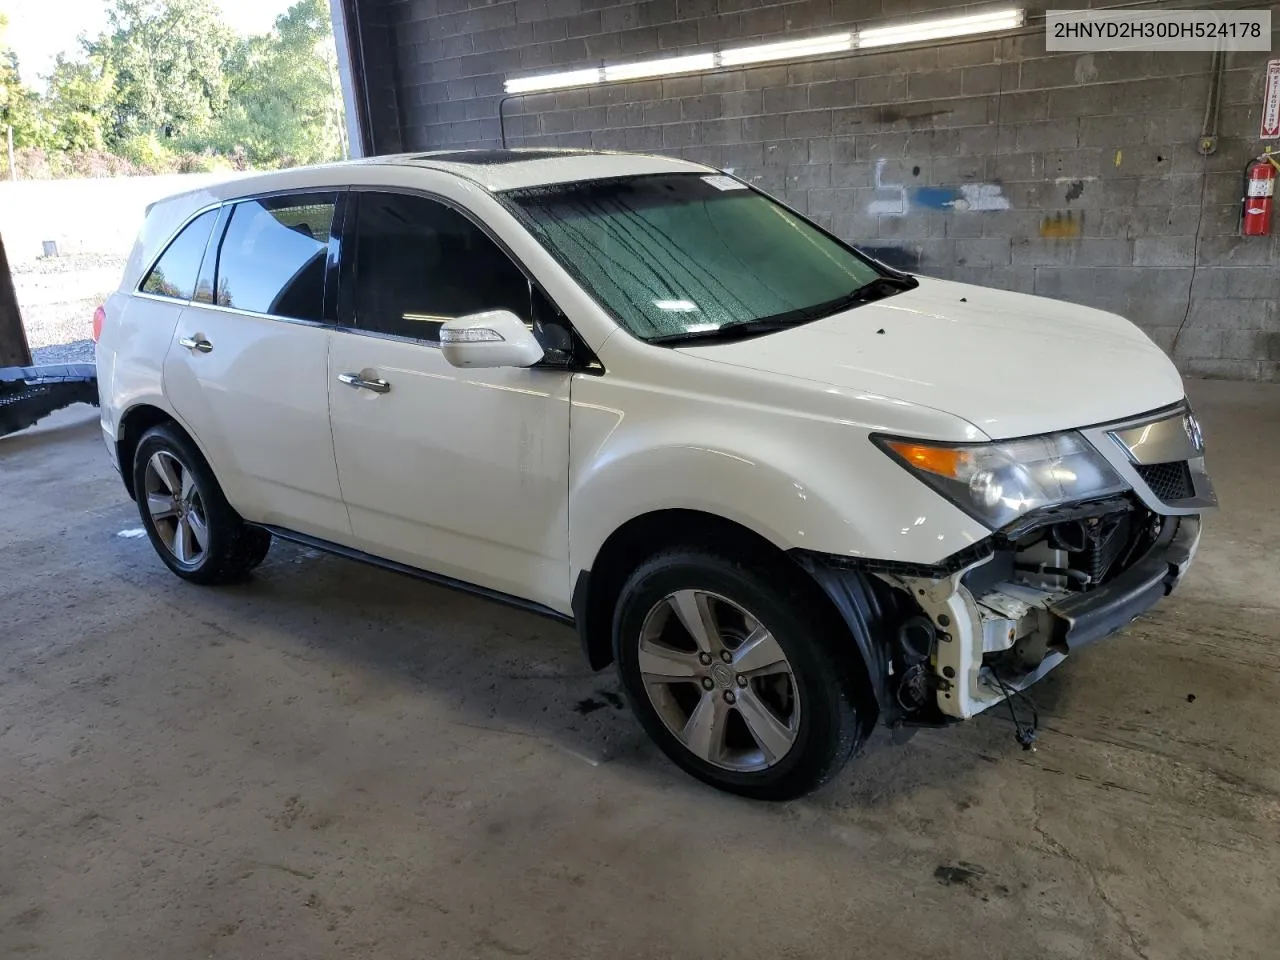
[326, 190, 573, 612]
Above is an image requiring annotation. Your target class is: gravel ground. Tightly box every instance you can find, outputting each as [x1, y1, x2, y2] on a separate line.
[10, 254, 124, 357]
[12, 252, 127, 276]
[31, 339, 95, 365]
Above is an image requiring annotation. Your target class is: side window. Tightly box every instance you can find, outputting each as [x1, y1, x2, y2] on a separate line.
[215, 193, 337, 322]
[140, 209, 219, 301]
[351, 192, 530, 341]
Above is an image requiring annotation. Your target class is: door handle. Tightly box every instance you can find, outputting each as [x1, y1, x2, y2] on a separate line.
[179, 336, 213, 353]
[338, 372, 391, 394]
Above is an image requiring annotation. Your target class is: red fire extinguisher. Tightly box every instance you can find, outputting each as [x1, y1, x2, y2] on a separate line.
[1242, 152, 1277, 236]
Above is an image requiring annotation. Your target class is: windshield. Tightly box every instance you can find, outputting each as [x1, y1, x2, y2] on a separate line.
[503, 173, 886, 342]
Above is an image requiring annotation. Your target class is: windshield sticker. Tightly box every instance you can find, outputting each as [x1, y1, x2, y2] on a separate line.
[701, 175, 747, 191]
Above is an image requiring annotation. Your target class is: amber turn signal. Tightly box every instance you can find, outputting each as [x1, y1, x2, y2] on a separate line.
[884, 441, 971, 479]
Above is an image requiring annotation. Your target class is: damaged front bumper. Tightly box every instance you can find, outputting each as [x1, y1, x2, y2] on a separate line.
[894, 513, 1199, 720]
[797, 509, 1202, 725]
[797, 401, 1214, 726]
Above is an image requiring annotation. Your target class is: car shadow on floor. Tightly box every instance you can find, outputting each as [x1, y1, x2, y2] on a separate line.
[163, 537, 653, 766]
[13, 405, 1075, 807]
[0, 402, 101, 453]
[154, 531, 1078, 807]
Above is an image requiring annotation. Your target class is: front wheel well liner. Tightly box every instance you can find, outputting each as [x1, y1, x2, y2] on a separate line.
[573, 508, 881, 729]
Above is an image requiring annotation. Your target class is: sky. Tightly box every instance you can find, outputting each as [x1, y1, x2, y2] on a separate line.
[2, 0, 300, 85]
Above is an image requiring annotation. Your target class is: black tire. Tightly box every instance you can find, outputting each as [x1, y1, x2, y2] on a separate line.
[613, 548, 870, 801]
[131, 423, 271, 585]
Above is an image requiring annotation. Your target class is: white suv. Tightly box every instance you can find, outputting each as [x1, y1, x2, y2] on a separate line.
[97, 149, 1215, 799]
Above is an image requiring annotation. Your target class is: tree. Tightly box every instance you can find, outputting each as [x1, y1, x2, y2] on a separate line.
[198, 0, 345, 167]
[42, 54, 117, 152]
[1, 0, 347, 177]
[0, 14, 47, 150]
[89, 0, 235, 145]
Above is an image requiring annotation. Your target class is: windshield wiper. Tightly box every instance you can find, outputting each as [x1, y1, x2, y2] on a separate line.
[797, 274, 920, 320]
[648, 318, 808, 346]
[847, 273, 919, 301]
[647, 273, 920, 346]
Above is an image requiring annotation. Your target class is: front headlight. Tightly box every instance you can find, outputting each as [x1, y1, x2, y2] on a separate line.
[874, 431, 1128, 529]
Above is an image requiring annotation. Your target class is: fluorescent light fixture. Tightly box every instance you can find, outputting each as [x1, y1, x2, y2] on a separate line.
[504, 67, 603, 94]
[503, 9, 1026, 93]
[604, 53, 716, 82]
[857, 8, 1025, 48]
[720, 32, 854, 66]
[653, 299, 700, 312]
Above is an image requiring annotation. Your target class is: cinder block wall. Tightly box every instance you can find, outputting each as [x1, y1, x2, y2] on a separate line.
[370, 0, 1280, 380]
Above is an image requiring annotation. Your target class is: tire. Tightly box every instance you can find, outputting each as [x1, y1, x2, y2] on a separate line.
[131, 423, 271, 585]
[613, 548, 870, 801]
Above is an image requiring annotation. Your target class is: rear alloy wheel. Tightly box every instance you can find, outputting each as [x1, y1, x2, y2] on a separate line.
[132, 424, 271, 584]
[143, 450, 210, 569]
[614, 549, 868, 800]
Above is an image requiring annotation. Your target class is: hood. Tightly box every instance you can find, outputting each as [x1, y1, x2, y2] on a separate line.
[676, 277, 1184, 440]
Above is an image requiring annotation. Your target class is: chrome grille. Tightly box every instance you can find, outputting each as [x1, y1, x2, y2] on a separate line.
[1134, 461, 1192, 502]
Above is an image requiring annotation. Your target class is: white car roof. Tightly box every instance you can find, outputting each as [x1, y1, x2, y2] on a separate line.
[378, 148, 715, 191]
[189, 149, 715, 204]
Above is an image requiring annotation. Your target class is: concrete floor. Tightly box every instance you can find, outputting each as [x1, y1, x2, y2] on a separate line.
[1, 379, 1278, 960]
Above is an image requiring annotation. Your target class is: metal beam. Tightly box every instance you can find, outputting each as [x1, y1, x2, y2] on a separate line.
[329, 0, 367, 158]
[0, 233, 32, 368]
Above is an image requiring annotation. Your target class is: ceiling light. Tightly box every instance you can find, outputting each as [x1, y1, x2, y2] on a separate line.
[857, 8, 1026, 48]
[720, 32, 854, 66]
[603, 53, 716, 82]
[504, 67, 603, 94]
[502, 10, 1026, 94]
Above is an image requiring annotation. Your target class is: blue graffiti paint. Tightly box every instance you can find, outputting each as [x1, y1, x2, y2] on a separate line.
[913, 187, 960, 210]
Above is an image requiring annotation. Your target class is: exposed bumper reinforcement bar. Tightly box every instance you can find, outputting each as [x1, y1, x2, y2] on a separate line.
[1046, 515, 1199, 653]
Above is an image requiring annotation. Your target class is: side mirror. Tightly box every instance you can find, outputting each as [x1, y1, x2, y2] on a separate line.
[439, 310, 546, 369]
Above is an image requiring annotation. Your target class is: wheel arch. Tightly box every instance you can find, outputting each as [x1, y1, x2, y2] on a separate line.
[572, 509, 879, 733]
[115, 403, 203, 500]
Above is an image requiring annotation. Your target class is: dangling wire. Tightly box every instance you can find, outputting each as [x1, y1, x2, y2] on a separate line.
[989, 666, 1038, 751]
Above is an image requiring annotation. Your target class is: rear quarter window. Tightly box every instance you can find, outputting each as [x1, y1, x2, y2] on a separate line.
[140, 209, 219, 302]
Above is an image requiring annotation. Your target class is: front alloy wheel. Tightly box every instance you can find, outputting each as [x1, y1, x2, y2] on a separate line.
[614, 548, 870, 800]
[638, 590, 800, 771]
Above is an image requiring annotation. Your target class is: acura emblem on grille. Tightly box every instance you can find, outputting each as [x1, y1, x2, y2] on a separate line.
[1182, 412, 1204, 452]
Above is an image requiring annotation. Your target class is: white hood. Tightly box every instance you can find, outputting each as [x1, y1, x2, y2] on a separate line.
[677, 277, 1184, 440]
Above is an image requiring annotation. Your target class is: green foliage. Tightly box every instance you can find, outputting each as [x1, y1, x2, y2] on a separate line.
[117, 131, 171, 168]
[194, 0, 346, 167]
[175, 151, 233, 174]
[89, 0, 236, 144]
[3, 0, 347, 178]
[42, 54, 117, 152]
[0, 14, 49, 151]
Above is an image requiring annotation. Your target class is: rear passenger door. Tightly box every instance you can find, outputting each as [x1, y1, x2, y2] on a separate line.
[326, 189, 573, 611]
[162, 191, 352, 542]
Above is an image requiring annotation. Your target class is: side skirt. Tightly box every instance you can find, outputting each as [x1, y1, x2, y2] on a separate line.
[257, 525, 576, 628]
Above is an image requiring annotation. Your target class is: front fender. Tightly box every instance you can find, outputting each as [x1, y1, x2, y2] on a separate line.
[567, 370, 990, 577]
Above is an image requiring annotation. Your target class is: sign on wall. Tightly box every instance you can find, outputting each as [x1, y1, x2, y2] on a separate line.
[1263, 59, 1280, 140]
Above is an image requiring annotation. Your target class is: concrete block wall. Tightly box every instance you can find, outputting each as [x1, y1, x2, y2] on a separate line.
[369, 0, 1280, 380]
